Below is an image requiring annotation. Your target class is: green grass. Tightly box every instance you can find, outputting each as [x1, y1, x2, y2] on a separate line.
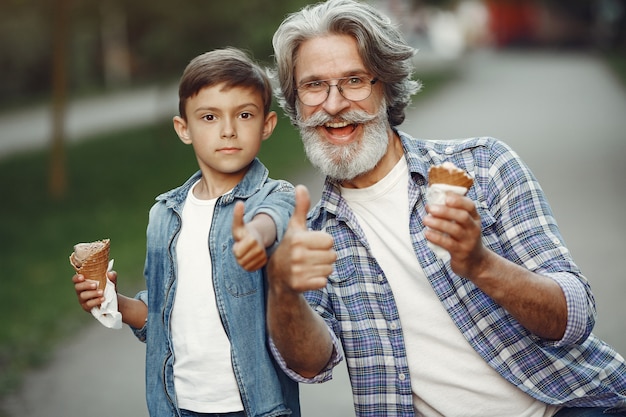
[0, 71, 453, 401]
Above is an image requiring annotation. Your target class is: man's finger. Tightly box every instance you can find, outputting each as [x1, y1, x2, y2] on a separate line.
[290, 185, 310, 230]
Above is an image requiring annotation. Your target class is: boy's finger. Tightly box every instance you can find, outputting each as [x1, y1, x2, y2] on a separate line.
[107, 270, 118, 285]
[232, 201, 246, 238]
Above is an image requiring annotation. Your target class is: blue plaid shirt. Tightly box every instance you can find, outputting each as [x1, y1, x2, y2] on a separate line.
[271, 132, 626, 416]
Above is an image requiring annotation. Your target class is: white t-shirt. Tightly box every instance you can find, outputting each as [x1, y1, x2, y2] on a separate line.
[170, 181, 244, 413]
[340, 158, 558, 417]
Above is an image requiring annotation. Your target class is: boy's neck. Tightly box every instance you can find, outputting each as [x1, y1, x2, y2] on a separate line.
[193, 175, 240, 200]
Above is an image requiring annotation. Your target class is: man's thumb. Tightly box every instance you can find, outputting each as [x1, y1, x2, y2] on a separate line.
[291, 185, 310, 228]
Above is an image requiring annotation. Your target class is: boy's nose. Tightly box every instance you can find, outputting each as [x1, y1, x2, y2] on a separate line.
[221, 121, 236, 138]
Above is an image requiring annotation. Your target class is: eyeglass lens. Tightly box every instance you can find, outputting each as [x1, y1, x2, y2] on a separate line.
[297, 77, 375, 106]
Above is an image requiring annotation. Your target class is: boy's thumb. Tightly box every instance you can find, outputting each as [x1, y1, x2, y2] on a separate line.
[232, 201, 245, 237]
[291, 185, 310, 229]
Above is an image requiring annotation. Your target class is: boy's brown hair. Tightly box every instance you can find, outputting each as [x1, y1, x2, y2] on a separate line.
[177, 48, 273, 120]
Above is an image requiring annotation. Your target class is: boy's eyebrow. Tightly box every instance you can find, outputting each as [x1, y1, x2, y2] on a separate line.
[192, 102, 263, 114]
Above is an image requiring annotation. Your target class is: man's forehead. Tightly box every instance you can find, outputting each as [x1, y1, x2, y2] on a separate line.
[294, 34, 367, 81]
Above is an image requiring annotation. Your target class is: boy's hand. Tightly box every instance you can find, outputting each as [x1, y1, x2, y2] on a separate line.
[232, 201, 268, 271]
[72, 270, 117, 312]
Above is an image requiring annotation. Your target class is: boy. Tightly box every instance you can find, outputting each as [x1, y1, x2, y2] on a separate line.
[72, 48, 299, 417]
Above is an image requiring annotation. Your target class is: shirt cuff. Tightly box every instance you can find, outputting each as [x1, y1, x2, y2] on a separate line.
[547, 272, 594, 346]
[130, 290, 148, 342]
[269, 326, 344, 383]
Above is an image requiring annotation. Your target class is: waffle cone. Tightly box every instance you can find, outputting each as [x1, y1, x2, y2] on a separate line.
[69, 239, 110, 290]
[428, 163, 473, 190]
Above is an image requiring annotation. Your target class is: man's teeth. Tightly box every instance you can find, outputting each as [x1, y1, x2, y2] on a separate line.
[325, 121, 351, 128]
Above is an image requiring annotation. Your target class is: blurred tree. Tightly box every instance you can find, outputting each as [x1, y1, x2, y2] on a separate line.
[0, 0, 311, 108]
[49, 0, 70, 200]
[0, 0, 311, 202]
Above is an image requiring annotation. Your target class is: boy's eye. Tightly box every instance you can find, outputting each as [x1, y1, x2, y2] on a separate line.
[202, 114, 215, 121]
[240, 112, 252, 119]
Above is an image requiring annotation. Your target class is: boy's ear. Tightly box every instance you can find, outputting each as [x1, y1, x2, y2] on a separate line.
[261, 111, 278, 141]
[173, 116, 191, 144]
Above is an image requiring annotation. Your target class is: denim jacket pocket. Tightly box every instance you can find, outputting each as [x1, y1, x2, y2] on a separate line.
[221, 239, 260, 297]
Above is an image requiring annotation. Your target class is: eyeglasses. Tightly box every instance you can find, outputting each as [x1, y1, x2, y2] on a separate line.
[295, 76, 378, 106]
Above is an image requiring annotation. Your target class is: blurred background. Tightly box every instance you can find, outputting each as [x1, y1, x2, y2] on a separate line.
[2, 0, 624, 112]
[1, 0, 625, 416]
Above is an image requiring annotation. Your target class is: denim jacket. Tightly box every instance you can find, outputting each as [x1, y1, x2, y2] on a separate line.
[131, 159, 299, 417]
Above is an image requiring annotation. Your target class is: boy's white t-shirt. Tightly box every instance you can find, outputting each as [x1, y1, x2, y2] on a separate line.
[170, 181, 244, 413]
[340, 157, 558, 417]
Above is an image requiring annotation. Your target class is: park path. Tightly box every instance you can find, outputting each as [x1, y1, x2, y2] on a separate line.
[2, 48, 626, 417]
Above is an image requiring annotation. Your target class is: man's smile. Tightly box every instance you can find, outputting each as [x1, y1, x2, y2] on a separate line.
[323, 121, 358, 138]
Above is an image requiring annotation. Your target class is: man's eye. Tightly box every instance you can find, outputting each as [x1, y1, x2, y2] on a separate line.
[346, 77, 364, 86]
[303, 81, 324, 91]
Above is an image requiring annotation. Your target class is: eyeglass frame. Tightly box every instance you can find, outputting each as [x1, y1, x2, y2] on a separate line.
[294, 76, 378, 106]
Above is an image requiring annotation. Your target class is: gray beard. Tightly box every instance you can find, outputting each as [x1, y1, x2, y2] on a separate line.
[296, 103, 389, 181]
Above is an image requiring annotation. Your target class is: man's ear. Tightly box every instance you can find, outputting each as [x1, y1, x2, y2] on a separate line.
[261, 111, 278, 141]
[173, 116, 191, 144]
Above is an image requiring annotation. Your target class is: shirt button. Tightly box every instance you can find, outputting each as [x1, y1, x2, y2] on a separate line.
[378, 275, 384, 282]
[398, 373, 406, 381]
[390, 322, 398, 330]
[553, 238, 561, 245]
[444, 146, 454, 154]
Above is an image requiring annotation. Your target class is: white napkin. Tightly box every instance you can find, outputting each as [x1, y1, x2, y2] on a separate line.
[88, 259, 123, 329]
[425, 183, 469, 260]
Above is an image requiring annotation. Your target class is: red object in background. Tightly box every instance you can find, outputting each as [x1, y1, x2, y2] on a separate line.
[486, 0, 540, 47]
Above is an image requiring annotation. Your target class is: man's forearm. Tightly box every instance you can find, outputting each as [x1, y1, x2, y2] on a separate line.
[267, 288, 333, 378]
[470, 250, 568, 340]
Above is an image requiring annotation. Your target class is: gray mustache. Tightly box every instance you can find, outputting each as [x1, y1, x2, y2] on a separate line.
[296, 109, 378, 129]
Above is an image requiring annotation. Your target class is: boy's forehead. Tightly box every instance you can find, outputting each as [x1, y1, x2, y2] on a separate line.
[187, 83, 264, 109]
[202, 83, 261, 98]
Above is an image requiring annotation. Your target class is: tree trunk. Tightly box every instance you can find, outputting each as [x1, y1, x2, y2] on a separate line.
[49, 0, 70, 200]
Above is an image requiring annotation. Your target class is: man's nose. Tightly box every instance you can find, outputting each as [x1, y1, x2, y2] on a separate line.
[322, 84, 351, 115]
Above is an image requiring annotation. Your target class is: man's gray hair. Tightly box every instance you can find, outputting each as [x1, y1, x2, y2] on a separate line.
[272, 0, 421, 126]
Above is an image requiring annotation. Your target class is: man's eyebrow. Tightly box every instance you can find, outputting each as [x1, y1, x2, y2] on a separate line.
[297, 70, 370, 85]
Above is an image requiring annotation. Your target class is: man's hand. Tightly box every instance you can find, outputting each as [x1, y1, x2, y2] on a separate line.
[424, 192, 486, 278]
[266, 185, 336, 377]
[232, 201, 268, 271]
[268, 185, 336, 294]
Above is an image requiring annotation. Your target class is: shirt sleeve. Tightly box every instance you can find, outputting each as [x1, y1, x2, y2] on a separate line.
[545, 272, 596, 346]
[472, 139, 596, 344]
[268, 325, 344, 384]
[129, 290, 148, 342]
[250, 180, 295, 256]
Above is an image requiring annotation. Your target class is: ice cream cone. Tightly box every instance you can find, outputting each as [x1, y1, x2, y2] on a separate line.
[69, 239, 110, 290]
[428, 162, 473, 190]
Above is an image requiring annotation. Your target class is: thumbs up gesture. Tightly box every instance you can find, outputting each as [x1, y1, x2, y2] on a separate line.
[232, 200, 269, 272]
[267, 185, 336, 293]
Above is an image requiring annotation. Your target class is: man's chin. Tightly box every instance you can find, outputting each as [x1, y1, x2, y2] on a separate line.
[311, 156, 374, 182]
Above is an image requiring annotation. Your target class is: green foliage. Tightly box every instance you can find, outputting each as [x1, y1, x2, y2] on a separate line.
[0, 0, 312, 108]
